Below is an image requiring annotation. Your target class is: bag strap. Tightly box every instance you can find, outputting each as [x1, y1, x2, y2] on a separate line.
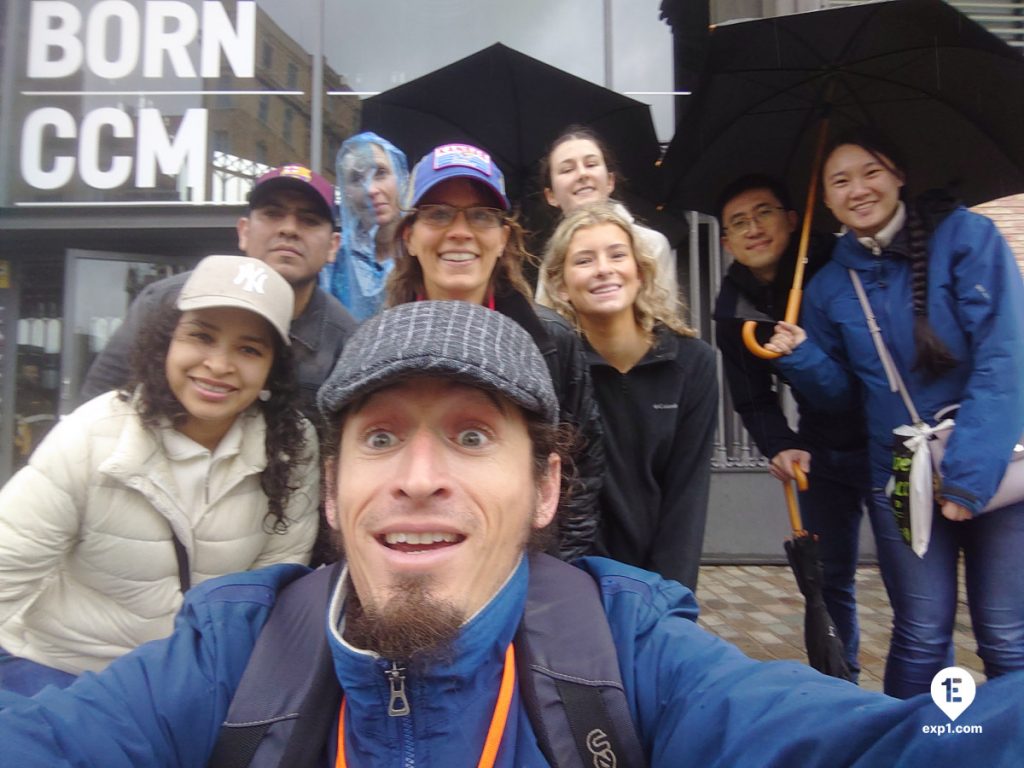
[518, 553, 647, 768]
[207, 564, 342, 768]
[848, 269, 923, 424]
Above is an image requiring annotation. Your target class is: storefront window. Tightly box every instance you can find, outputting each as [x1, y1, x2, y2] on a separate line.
[0, 0, 673, 482]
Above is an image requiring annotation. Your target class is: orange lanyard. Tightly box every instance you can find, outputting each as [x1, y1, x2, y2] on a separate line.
[336, 642, 516, 768]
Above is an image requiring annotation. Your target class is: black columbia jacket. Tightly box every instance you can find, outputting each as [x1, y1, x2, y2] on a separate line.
[495, 288, 604, 561]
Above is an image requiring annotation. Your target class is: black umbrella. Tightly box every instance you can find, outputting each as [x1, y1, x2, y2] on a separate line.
[660, 0, 1024, 215]
[782, 465, 852, 681]
[659, 0, 1024, 358]
[359, 43, 662, 208]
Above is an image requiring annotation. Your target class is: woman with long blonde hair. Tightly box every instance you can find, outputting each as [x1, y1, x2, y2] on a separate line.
[540, 202, 717, 589]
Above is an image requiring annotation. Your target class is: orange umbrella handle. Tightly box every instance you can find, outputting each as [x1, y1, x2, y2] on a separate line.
[741, 113, 831, 359]
[793, 462, 808, 491]
[784, 480, 802, 533]
[742, 321, 781, 360]
[784, 462, 809, 535]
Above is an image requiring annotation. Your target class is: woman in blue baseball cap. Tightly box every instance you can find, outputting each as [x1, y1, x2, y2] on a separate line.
[386, 143, 604, 562]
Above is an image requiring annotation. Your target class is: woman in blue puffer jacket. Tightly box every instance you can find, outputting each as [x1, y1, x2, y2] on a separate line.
[767, 130, 1024, 698]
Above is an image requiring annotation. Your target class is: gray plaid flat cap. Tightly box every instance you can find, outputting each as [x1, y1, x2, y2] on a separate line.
[318, 301, 558, 424]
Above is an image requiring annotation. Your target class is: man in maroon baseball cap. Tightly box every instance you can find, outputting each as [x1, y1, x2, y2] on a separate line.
[83, 163, 356, 426]
[248, 164, 337, 227]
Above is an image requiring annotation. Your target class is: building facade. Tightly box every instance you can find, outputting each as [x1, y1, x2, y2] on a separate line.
[0, 0, 674, 483]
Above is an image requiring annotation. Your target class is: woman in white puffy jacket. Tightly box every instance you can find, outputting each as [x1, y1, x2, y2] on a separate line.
[0, 256, 319, 695]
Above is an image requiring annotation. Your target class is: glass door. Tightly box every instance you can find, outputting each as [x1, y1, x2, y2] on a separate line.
[60, 250, 196, 415]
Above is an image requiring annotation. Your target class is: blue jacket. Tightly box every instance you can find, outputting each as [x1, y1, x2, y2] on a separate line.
[2, 556, 1023, 767]
[775, 207, 1024, 514]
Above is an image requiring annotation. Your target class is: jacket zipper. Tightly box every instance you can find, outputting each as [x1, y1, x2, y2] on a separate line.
[386, 662, 410, 715]
[384, 661, 415, 766]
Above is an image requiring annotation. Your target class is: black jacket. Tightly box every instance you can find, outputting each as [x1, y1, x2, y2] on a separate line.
[586, 326, 718, 590]
[495, 289, 604, 561]
[81, 272, 358, 425]
[713, 236, 867, 459]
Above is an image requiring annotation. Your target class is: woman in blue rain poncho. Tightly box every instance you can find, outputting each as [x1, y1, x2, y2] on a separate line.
[321, 132, 409, 320]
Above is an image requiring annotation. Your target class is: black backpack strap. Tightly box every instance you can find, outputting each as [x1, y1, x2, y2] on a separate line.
[518, 553, 647, 768]
[207, 563, 343, 768]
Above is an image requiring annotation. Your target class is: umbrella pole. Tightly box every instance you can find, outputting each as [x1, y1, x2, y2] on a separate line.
[783, 117, 829, 324]
[742, 116, 831, 356]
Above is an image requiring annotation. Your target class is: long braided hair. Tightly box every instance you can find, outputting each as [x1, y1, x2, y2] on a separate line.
[824, 130, 958, 376]
[905, 196, 958, 375]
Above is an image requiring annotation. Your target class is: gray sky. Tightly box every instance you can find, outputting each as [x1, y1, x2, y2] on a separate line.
[258, 0, 675, 139]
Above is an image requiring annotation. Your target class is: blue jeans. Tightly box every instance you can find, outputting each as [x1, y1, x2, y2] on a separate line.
[799, 447, 870, 681]
[870, 491, 1024, 698]
[0, 647, 77, 696]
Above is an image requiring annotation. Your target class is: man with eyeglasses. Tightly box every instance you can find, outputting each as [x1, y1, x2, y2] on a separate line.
[713, 174, 871, 681]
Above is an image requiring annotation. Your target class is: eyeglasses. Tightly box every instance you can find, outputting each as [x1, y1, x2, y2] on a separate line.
[413, 204, 506, 230]
[724, 206, 786, 235]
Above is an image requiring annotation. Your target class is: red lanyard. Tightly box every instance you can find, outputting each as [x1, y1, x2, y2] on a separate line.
[336, 642, 516, 768]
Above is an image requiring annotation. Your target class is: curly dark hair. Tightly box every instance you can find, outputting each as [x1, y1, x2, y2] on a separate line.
[121, 296, 309, 532]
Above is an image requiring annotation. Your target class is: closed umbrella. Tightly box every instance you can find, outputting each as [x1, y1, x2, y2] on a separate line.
[782, 465, 853, 681]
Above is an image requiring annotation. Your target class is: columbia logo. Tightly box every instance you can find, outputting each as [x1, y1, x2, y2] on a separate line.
[234, 262, 269, 294]
[652, 403, 678, 410]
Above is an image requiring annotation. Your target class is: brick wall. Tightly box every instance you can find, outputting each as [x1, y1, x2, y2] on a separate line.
[972, 193, 1024, 277]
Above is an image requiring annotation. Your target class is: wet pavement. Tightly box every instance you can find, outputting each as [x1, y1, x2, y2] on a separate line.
[695, 564, 984, 692]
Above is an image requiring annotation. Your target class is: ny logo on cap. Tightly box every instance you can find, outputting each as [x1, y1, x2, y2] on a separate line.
[234, 262, 269, 294]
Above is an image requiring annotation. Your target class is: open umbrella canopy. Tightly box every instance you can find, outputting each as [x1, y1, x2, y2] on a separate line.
[360, 43, 662, 207]
[659, 0, 1024, 217]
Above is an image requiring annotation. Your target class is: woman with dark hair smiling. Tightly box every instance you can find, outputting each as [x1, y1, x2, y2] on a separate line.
[768, 131, 1024, 698]
[536, 125, 678, 308]
[387, 143, 604, 562]
[0, 256, 319, 696]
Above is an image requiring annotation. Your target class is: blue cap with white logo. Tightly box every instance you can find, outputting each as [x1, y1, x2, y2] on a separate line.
[408, 143, 510, 211]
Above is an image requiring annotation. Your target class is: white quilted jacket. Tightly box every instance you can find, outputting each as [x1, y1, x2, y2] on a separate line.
[0, 392, 319, 674]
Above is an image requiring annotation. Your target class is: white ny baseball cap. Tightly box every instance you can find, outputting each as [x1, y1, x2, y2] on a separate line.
[177, 255, 294, 345]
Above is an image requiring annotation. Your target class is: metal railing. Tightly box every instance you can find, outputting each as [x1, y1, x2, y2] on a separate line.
[684, 210, 773, 471]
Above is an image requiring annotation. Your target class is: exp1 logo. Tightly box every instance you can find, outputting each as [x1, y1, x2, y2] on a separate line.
[923, 666, 983, 736]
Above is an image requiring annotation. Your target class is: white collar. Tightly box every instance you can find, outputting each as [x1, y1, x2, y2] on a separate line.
[853, 201, 906, 254]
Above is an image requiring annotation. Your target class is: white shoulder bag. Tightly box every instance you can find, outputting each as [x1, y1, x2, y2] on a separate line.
[849, 269, 1024, 558]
